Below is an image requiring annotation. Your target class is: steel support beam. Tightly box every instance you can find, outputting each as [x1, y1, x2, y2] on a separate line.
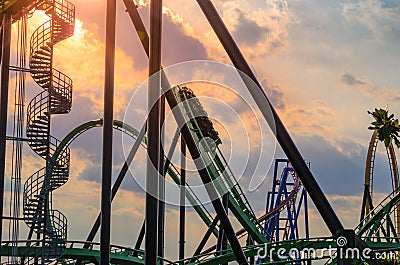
[135, 220, 146, 251]
[179, 137, 186, 260]
[217, 193, 228, 265]
[101, 0, 116, 263]
[196, 0, 344, 235]
[158, 95, 165, 261]
[122, 0, 149, 57]
[190, 216, 219, 263]
[146, 0, 163, 263]
[0, 11, 12, 258]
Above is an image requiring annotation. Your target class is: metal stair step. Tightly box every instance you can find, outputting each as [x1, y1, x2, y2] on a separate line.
[36, 151, 47, 156]
[30, 66, 51, 72]
[52, 174, 68, 178]
[52, 174, 69, 178]
[51, 180, 68, 184]
[52, 173, 68, 177]
[51, 179, 68, 183]
[36, 78, 51, 85]
[32, 119, 48, 126]
[40, 84, 51, 89]
[30, 59, 51, 66]
[32, 71, 52, 79]
[27, 124, 49, 132]
[26, 127, 47, 132]
[29, 143, 47, 148]
[31, 53, 51, 61]
[26, 133, 47, 138]
[40, 44, 52, 51]
[37, 115, 49, 121]
[51, 180, 68, 185]
[31, 69, 50, 75]
[29, 123, 47, 129]
[51, 109, 70, 115]
[51, 93, 67, 100]
[26, 198, 43, 203]
[37, 49, 52, 57]
[31, 146, 47, 153]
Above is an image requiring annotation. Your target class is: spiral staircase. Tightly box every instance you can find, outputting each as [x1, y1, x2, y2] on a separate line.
[23, 0, 75, 263]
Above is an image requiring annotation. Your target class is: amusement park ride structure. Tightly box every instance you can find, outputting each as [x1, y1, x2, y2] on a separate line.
[0, 0, 399, 265]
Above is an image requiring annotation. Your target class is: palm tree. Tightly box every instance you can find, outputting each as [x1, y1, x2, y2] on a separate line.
[368, 108, 400, 148]
[368, 108, 400, 265]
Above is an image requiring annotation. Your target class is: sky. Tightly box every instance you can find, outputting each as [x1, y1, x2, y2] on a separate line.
[2, 0, 400, 262]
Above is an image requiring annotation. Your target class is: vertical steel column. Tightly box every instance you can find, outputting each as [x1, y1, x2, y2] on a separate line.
[179, 137, 186, 261]
[0, 11, 12, 257]
[158, 95, 165, 261]
[146, 0, 163, 264]
[196, 0, 344, 235]
[101, 0, 116, 263]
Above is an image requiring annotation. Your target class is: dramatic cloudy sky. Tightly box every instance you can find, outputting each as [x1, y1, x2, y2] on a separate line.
[3, 0, 400, 261]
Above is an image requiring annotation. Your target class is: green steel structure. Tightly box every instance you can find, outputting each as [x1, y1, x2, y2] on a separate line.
[1, 115, 400, 264]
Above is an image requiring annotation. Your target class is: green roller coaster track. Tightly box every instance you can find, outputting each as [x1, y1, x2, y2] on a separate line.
[3, 117, 400, 264]
[2, 119, 266, 264]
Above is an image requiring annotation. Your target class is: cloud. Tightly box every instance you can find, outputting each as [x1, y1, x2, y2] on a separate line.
[340, 72, 400, 103]
[285, 133, 395, 197]
[280, 101, 337, 137]
[341, 72, 367, 86]
[277, 134, 364, 196]
[231, 9, 270, 46]
[199, 0, 299, 61]
[343, 0, 400, 40]
[161, 8, 209, 66]
[261, 79, 286, 110]
[113, 4, 210, 70]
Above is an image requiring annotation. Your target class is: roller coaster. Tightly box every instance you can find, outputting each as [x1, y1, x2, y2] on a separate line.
[0, 0, 400, 265]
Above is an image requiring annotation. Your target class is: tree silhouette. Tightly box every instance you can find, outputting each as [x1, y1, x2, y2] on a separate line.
[368, 108, 400, 148]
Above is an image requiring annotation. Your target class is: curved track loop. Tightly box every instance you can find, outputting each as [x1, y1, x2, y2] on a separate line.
[23, 0, 75, 263]
[55, 119, 216, 232]
[362, 130, 400, 235]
